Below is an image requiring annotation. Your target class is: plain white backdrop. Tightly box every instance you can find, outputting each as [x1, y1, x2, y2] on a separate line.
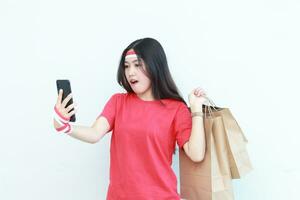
[0, 0, 299, 199]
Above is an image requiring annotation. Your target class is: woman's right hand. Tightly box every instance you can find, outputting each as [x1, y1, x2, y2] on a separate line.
[53, 89, 77, 129]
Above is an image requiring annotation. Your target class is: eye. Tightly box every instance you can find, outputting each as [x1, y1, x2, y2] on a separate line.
[124, 65, 128, 68]
[135, 64, 140, 67]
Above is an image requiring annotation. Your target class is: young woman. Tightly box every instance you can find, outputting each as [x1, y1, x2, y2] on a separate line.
[53, 37, 206, 200]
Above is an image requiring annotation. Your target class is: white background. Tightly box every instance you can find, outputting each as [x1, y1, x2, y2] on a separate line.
[0, 0, 299, 199]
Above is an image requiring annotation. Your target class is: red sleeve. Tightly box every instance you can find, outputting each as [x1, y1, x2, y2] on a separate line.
[96, 93, 120, 132]
[174, 103, 192, 149]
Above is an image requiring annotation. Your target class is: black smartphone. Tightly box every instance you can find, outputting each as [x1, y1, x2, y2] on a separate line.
[56, 79, 76, 122]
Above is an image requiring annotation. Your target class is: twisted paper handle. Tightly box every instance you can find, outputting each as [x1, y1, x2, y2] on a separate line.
[202, 96, 219, 118]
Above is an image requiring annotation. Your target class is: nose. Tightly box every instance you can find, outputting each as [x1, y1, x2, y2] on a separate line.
[128, 65, 136, 76]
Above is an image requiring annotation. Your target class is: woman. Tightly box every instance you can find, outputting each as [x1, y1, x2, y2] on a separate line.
[53, 37, 206, 200]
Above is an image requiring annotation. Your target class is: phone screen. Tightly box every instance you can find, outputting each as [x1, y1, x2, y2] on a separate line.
[56, 79, 76, 122]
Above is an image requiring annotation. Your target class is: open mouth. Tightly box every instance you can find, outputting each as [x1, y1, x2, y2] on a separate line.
[130, 80, 138, 85]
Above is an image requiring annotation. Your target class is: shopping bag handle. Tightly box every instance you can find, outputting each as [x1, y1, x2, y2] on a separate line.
[203, 96, 248, 142]
[202, 96, 219, 118]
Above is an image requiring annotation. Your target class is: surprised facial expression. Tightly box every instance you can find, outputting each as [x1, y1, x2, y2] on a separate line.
[124, 55, 152, 95]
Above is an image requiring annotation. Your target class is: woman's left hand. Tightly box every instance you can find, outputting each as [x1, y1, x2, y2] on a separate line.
[188, 87, 207, 112]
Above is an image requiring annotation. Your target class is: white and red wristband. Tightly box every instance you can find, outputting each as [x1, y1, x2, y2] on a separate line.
[53, 106, 73, 134]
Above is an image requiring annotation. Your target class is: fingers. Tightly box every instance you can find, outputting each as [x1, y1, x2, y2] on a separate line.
[55, 89, 76, 120]
[62, 93, 73, 108]
[66, 110, 76, 118]
[56, 89, 63, 106]
[193, 87, 206, 96]
[66, 102, 77, 113]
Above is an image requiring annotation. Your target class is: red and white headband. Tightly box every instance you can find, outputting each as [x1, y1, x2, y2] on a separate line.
[125, 49, 138, 59]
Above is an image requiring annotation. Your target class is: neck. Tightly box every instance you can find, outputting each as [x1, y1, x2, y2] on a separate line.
[136, 90, 155, 101]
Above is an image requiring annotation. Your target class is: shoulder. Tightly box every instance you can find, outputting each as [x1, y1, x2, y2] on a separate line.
[109, 92, 127, 99]
[164, 99, 190, 112]
[171, 101, 191, 120]
[103, 92, 127, 105]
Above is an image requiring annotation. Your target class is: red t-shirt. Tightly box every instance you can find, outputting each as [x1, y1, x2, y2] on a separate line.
[96, 92, 192, 200]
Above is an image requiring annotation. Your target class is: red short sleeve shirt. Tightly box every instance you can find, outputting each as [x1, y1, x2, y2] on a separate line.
[97, 92, 192, 200]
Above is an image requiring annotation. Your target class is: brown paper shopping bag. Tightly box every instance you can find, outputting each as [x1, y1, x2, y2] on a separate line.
[202, 98, 253, 179]
[179, 107, 234, 200]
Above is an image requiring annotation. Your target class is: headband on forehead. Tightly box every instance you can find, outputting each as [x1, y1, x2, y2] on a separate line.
[125, 49, 138, 59]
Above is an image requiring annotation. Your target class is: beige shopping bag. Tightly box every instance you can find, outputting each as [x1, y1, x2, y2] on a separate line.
[179, 107, 234, 200]
[202, 98, 253, 179]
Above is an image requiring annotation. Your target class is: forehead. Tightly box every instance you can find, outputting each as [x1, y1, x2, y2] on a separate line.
[124, 56, 142, 64]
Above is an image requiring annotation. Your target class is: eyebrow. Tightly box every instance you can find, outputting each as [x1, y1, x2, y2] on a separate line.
[124, 60, 139, 63]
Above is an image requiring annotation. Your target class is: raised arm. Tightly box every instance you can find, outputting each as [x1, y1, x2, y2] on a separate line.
[53, 89, 111, 144]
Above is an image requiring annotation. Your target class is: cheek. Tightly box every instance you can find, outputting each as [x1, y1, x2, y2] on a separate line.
[139, 72, 150, 82]
[124, 70, 129, 78]
[144, 78, 152, 87]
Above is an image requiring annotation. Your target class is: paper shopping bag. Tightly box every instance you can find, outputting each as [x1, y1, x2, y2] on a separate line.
[179, 109, 234, 200]
[201, 99, 253, 179]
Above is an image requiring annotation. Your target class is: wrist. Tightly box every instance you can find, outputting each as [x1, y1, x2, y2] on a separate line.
[190, 105, 203, 113]
[53, 106, 72, 134]
[191, 111, 203, 118]
[53, 119, 63, 129]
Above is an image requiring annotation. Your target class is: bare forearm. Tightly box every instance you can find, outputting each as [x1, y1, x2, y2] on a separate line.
[69, 125, 99, 144]
[53, 119, 98, 144]
[188, 108, 206, 162]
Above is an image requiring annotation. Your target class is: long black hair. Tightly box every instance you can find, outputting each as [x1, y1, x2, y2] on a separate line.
[117, 37, 187, 106]
[117, 37, 189, 154]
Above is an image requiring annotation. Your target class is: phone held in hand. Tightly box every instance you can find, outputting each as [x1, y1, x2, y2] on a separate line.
[56, 79, 76, 122]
